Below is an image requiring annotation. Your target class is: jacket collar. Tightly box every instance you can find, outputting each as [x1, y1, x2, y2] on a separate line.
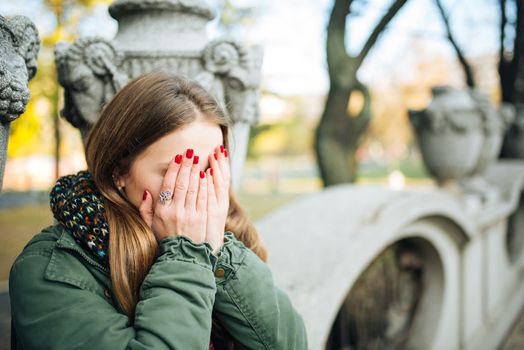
[55, 225, 110, 275]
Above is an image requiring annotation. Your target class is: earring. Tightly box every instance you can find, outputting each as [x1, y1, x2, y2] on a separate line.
[117, 185, 125, 194]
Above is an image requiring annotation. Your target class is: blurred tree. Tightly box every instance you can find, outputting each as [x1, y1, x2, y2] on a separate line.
[498, 0, 524, 158]
[315, 0, 408, 186]
[498, 0, 524, 106]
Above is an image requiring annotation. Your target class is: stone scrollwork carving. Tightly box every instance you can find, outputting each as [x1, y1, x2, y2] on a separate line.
[0, 15, 39, 124]
[55, 37, 128, 139]
[198, 38, 263, 125]
[0, 14, 40, 192]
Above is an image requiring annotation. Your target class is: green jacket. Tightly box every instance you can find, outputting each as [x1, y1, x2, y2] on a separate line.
[9, 224, 307, 349]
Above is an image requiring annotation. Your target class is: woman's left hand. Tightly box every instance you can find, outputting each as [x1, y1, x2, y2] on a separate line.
[205, 145, 231, 255]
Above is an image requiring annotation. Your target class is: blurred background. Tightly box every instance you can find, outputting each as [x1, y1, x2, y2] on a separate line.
[0, 0, 502, 282]
[4, 0, 524, 349]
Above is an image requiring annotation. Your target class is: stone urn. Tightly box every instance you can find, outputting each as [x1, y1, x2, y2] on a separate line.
[55, 0, 263, 190]
[408, 86, 513, 186]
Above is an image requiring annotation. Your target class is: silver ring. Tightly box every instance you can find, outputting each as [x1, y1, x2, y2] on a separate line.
[159, 190, 173, 205]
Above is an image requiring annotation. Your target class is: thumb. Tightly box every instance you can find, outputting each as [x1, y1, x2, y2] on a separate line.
[139, 190, 153, 227]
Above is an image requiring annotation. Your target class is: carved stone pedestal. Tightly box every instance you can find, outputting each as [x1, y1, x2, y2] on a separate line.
[55, 0, 263, 190]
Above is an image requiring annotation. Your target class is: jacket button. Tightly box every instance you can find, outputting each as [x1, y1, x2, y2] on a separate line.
[215, 267, 225, 277]
[104, 289, 111, 299]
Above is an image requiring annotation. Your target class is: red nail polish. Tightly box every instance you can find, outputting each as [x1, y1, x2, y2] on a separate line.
[224, 149, 228, 158]
[186, 149, 194, 158]
[193, 155, 199, 164]
[175, 154, 182, 164]
[210, 168, 213, 176]
[142, 190, 148, 200]
[214, 153, 218, 160]
[220, 145, 224, 153]
[200, 170, 205, 178]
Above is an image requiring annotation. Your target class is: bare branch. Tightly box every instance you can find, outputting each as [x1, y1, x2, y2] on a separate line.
[326, 0, 353, 74]
[434, 0, 475, 87]
[355, 0, 408, 70]
[500, 0, 506, 60]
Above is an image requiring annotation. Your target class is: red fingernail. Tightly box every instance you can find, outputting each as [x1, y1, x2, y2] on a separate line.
[210, 168, 213, 176]
[142, 190, 148, 200]
[200, 170, 205, 178]
[214, 153, 218, 160]
[220, 145, 225, 153]
[193, 155, 199, 164]
[186, 149, 194, 158]
[175, 154, 182, 164]
[224, 149, 228, 158]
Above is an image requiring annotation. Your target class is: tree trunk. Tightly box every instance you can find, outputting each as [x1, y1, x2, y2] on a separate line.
[315, 81, 371, 186]
[499, 0, 524, 158]
[315, 0, 406, 187]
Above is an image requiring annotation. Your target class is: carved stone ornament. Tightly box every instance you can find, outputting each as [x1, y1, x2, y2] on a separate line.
[0, 15, 39, 123]
[408, 86, 513, 186]
[55, 37, 128, 140]
[55, 0, 263, 140]
[0, 14, 40, 192]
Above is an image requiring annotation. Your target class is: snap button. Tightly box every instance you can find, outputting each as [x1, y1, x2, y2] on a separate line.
[104, 289, 111, 299]
[215, 267, 225, 277]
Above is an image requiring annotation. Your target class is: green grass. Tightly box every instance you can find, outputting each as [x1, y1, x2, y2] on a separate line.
[236, 192, 303, 221]
[0, 203, 54, 281]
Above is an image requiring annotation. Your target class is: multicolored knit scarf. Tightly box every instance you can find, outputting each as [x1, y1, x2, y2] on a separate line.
[49, 170, 110, 267]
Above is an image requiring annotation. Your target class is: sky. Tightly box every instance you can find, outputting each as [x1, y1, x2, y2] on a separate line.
[0, 0, 502, 95]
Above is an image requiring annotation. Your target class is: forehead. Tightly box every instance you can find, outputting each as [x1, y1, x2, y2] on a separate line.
[139, 120, 223, 162]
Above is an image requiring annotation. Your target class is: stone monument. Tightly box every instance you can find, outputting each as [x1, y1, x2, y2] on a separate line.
[55, 0, 263, 190]
[0, 15, 39, 192]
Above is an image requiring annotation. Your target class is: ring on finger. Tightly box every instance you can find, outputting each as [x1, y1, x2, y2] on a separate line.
[159, 190, 173, 205]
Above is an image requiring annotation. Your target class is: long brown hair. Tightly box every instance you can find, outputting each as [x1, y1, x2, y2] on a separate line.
[84, 72, 267, 325]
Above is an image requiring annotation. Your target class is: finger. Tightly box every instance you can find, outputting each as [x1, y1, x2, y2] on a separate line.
[138, 190, 153, 227]
[216, 145, 231, 187]
[209, 148, 224, 195]
[196, 170, 207, 213]
[173, 148, 194, 206]
[184, 155, 200, 210]
[157, 154, 182, 209]
[207, 167, 217, 204]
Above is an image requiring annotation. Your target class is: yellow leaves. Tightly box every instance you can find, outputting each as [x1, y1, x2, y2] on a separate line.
[79, 0, 113, 7]
[7, 97, 44, 158]
[43, 25, 75, 47]
[347, 89, 365, 118]
[252, 127, 288, 155]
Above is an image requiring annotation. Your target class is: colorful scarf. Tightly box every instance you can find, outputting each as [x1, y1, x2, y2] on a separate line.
[49, 170, 110, 267]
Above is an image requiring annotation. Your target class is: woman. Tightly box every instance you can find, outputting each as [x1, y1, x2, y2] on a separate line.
[9, 72, 307, 349]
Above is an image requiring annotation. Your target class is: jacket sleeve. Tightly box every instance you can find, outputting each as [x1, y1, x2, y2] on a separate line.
[9, 235, 217, 350]
[212, 232, 308, 350]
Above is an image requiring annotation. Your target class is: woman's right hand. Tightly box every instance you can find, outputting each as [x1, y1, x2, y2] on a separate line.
[138, 148, 208, 243]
